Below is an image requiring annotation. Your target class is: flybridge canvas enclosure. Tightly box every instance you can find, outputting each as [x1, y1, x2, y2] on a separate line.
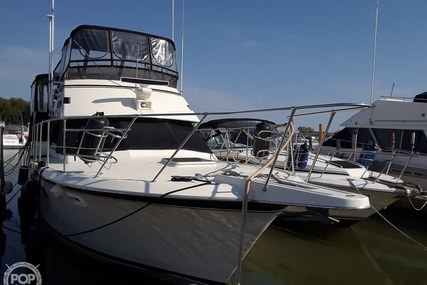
[199, 118, 276, 130]
[53, 25, 179, 87]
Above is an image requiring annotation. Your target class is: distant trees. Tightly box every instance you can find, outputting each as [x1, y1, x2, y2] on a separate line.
[298, 126, 314, 135]
[0, 97, 30, 125]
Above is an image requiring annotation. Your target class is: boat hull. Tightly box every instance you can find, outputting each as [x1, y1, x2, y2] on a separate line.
[330, 189, 399, 219]
[38, 178, 282, 284]
[369, 160, 427, 215]
[282, 188, 399, 222]
[370, 160, 427, 190]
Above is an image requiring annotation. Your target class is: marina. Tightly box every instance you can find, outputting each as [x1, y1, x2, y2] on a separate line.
[20, 23, 399, 284]
[1, 1, 427, 284]
[1, 147, 427, 284]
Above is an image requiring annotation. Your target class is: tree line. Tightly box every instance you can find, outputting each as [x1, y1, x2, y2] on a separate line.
[0, 97, 30, 125]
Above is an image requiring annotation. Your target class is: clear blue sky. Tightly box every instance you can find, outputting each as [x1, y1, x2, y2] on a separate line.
[1, 1, 426, 130]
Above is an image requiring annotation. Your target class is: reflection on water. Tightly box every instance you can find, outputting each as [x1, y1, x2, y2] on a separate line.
[242, 213, 427, 285]
[1, 149, 427, 284]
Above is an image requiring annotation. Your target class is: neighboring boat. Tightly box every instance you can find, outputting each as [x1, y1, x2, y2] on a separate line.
[2, 125, 28, 149]
[321, 94, 427, 214]
[284, 150, 422, 220]
[199, 118, 423, 221]
[20, 25, 371, 284]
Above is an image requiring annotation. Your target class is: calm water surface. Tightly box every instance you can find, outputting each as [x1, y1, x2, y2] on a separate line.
[1, 149, 427, 285]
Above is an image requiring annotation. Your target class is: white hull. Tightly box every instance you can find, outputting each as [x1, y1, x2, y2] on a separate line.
[39, 178, 280, 283]
[34, 151, 369, 283]
[370, 155, 427, 190]
[322, 148, 427, 190]
[292, 172, 409, 217]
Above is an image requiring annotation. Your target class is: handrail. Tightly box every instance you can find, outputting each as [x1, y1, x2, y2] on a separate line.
[379, 95, 416, 102]
[306, 111, 336, 182]
[95, 115, 138, 178]
[30, 102, 371, 181]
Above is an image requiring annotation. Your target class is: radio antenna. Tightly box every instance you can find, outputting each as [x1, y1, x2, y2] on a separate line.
[180, 0, 185, 93]
[369, 0, 379, 104]
[171, 0, 175, 42]
[47, 0, 55, 96]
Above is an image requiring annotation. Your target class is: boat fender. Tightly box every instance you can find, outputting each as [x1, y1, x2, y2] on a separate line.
[296, 142, 309, 169]
[18, 165, 30, 185]
[252, 121, 275, 158]
[357, 145, 377, 167]
[78, 115, 110, 163]
[18, 180, 41, 244]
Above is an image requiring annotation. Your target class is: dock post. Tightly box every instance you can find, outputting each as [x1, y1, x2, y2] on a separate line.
[0, 126, 6, 256]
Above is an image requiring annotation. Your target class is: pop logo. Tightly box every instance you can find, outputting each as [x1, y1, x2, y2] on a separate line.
[3, 262, 42, 285]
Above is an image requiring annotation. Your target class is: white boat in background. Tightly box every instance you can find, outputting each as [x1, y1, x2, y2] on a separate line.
[321, 95, 427, 214]
[322, 95, 427, 188]
[19, 25, 372, 284]
[199, 118, 423, 221]
[2, 125, 28, 149]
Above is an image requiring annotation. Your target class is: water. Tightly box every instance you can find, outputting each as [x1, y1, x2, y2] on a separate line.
[243, 215, 427, 285]
[1, 149, 427, 285]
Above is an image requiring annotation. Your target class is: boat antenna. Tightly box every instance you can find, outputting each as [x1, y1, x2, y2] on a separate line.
[180, 0, 185, 93]
[389, 82, 395, 98]
[171, 0, 175, 42]
[47, 0, 55, 97]
[193, 84, 196, 112]
[369, 0, 379, 104]
[135, 41, 140, 78]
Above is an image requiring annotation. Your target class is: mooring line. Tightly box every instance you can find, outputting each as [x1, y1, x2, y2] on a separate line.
[348, 179, 427, 250]
[64, 181, 211, 237]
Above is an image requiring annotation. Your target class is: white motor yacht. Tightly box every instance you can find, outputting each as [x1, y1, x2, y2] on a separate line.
[21, 25, 371, 284]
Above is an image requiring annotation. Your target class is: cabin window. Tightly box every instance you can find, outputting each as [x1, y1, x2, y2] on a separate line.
[55, 40, 72, 81]
[151, 38, 175, 67]
[373, 129, 427, 154]
[30, 76, 49, 114]
[104, 119, 211, 153]
[112, 32, 149, 62]
[72, 28, 110, 60]
[50, 118, 212, 155]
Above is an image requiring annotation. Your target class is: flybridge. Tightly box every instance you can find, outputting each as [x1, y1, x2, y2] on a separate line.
[53, 25, 179, 87]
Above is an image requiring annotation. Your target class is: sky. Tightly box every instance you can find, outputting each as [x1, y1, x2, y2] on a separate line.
[1, 0, 426, 131]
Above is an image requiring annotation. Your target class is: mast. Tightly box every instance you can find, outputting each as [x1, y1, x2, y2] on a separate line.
[171, 0, 175, 42]
[180, 0, 185, 93]
[47, 0, 55, 98]
[370, 0, 379, 104]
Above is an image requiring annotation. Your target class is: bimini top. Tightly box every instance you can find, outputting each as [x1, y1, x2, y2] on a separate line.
[53, 25, 179, 87]
[199, 118, 276, 130]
